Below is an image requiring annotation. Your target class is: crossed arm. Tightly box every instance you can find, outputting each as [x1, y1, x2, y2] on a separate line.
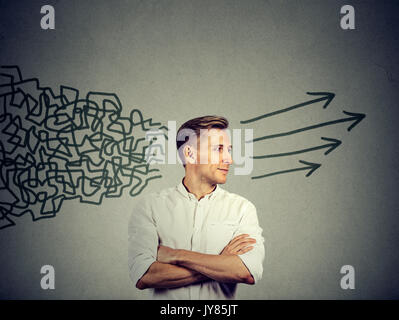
[136, 234, 256, 290]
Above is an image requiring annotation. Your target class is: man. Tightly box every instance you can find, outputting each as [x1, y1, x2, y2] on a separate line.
[128, 115, 264, 299]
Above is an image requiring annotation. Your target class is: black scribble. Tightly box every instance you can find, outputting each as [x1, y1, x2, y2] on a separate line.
[0, 66, 167, 229]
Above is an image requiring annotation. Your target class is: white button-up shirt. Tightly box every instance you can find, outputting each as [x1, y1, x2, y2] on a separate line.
[128, 179, 265, 300]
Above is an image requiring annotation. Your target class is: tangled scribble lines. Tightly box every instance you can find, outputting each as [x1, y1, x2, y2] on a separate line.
[0, 66, 168, 230]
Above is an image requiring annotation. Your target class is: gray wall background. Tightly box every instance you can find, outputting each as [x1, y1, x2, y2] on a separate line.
[0, 0, 398, 299]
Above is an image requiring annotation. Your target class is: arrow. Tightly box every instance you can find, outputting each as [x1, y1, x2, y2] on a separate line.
[251, 137, 341, 159]
[251, 160, 321, 180]
[240, 92, 335, 124]
[247, 111, 366, 143]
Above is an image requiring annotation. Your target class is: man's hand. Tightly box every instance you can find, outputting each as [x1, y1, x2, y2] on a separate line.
[220, 234, 256, 256]
[157, 245, 179, 264]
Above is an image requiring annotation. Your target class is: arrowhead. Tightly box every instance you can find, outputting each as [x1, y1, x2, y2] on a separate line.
[299, 160, 321, 177]
[320, 137, 342, 155]
[306, 92, 335, 109]
[342, 111, 366, 131]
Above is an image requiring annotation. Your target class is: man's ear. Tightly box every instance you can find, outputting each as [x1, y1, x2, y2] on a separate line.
[184, 145, 196, 164]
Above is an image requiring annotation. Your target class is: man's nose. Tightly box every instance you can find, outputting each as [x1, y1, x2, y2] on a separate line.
[222, 149, 233, 165]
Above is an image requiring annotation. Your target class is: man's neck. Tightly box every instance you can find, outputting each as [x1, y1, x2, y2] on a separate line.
[182, 175, 216, 201]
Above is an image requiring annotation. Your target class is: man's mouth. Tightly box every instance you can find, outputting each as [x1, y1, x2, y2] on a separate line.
[218, 168, 229, 173]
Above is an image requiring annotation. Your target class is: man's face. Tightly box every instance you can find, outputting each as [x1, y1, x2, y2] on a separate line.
[194, 128, 233, 185]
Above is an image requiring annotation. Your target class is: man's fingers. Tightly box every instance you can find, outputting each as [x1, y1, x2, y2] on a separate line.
[228, 234, 250, 246]
[221, 234, 256, 255]
[231, 234, 249, 241]
[233, 242, 256, 253]
[238, 246, 254, 254]
[229, 238, 256, 251]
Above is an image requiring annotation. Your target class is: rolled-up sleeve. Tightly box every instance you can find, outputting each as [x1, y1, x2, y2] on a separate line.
[128, 195, 158, 288]
[235, 201, 265, 284]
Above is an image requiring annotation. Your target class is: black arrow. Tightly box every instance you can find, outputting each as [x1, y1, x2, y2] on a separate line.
[240, 92, 335, 124]
[247, 111, 366, 143]
[251, 137, 341, 159]
[251, 160, 321, 180]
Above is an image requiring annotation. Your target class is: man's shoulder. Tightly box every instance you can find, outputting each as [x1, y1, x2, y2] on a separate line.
[221, 188, 256, 209]
[130, 187, 177, 216]
[139, 185, 178, 202]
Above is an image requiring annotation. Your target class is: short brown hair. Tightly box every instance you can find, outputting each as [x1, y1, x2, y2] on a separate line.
[176, 115, 229, 166]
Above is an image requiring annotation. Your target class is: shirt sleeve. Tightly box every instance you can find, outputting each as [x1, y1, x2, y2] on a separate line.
[235, 201, 265, 284]
[128, 195, 159, 288]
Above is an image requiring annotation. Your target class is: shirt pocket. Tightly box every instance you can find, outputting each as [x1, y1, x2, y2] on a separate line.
[204, 221, 239, 254]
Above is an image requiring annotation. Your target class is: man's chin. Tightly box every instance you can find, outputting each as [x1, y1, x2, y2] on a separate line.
[207, 172, 228, 185]
[215, 176, 227, 185]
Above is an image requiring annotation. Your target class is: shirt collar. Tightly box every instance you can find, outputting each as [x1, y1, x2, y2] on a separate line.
[176, 178, 222, 201]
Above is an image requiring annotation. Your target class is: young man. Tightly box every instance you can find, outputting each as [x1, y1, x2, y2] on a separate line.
[128, 116, 264, 299]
